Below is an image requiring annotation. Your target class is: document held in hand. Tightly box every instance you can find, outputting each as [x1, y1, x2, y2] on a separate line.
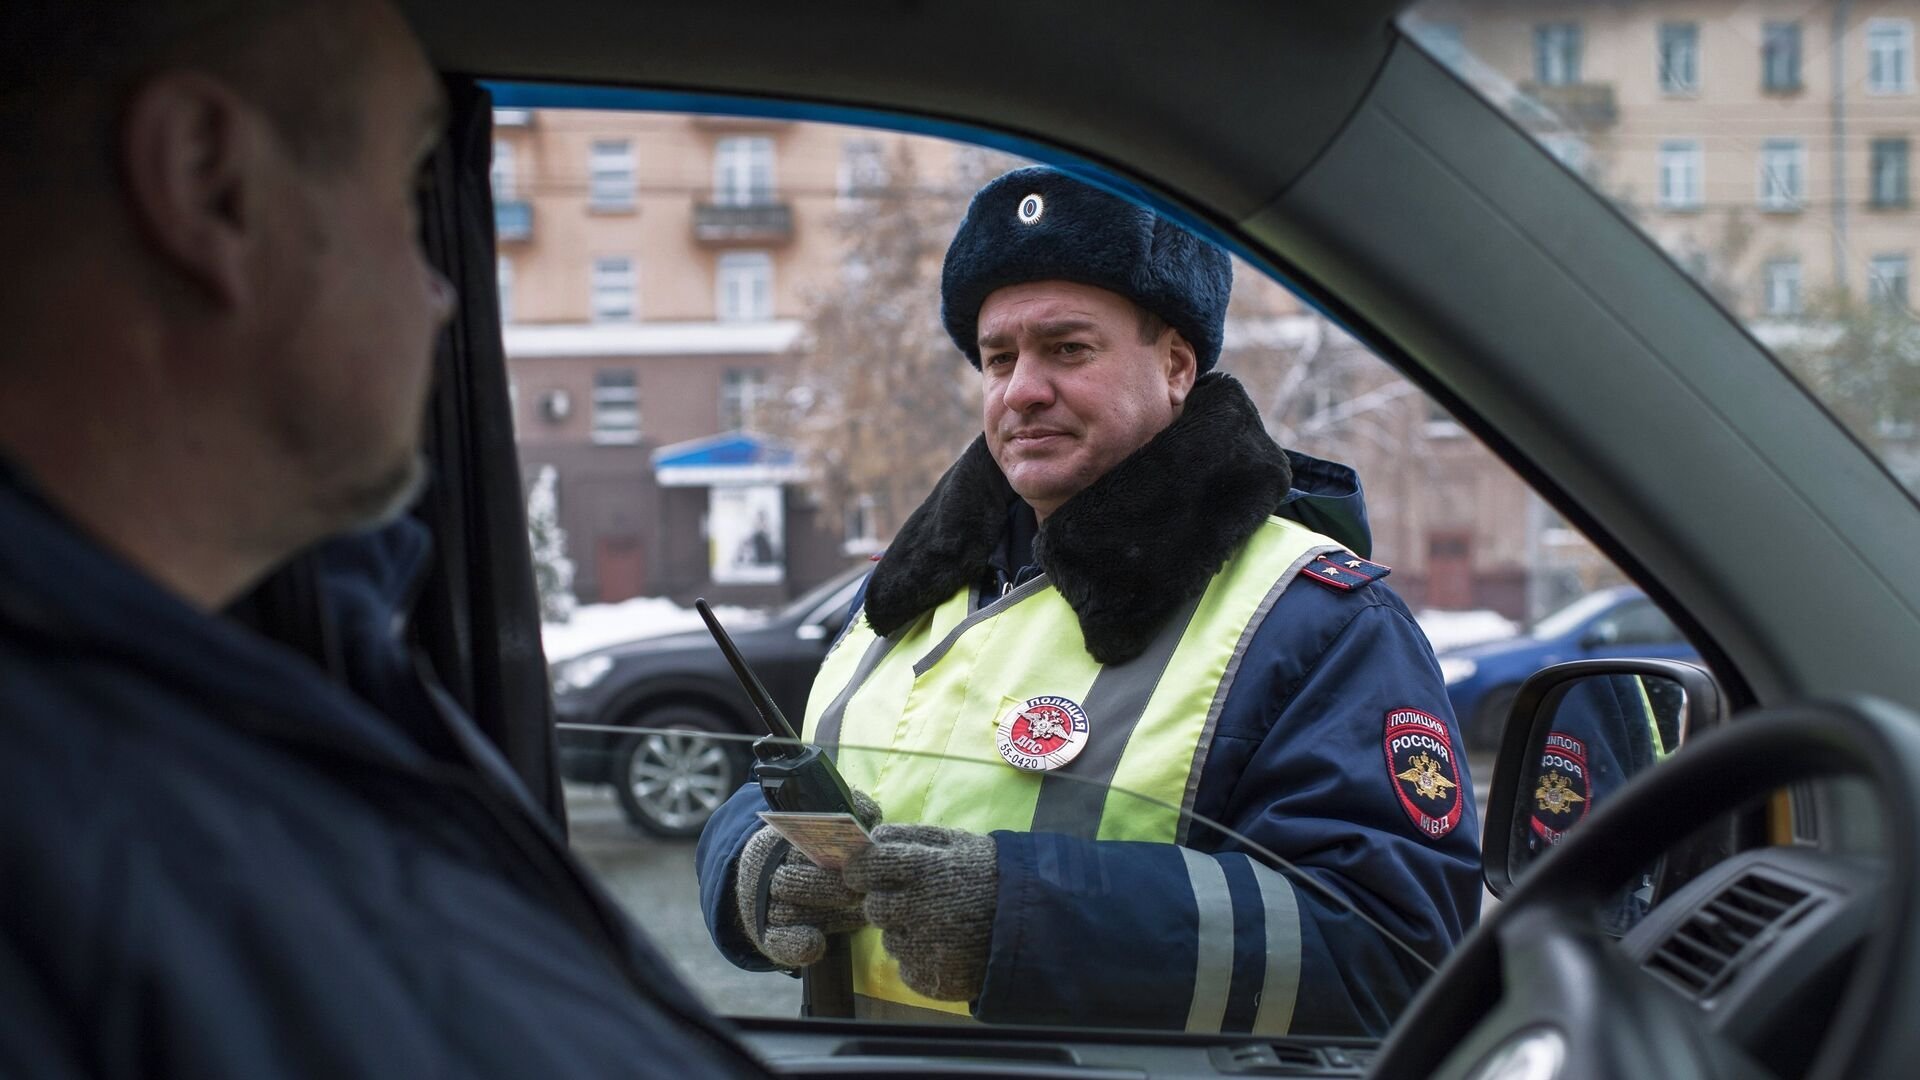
[756, 811, 874, 870]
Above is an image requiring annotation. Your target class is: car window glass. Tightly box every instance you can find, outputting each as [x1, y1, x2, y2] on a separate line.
[1610, 601, 1680, 645]
[1404, 1, 1920, 507]
[802, 576, 862, 636]
[1531, 589, 1623, 640]
[501, 102, 1706, 1030]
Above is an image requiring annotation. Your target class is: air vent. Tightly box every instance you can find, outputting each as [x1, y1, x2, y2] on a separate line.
[1646, 873, 1816, 999]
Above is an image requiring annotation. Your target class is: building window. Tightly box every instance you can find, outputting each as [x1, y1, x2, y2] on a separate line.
[491, 140, 516, 199]
[1762, 22, 1802, 91]
[717, 251, 774, 322]
[1872, 138, 1911, 208]
[589, 139, 635, 210]
[714, 136, 775, 206]
[497, 255, 514, 324]
[1658, 23, 1699, 94]
[1762, 258, 1802, 317]
[838, 138, 890, 204]
[591, 369, 640, 445]
[721, 368, 771, 431]
[1867, 19, 1913, 94]
[1533, 23, 1582, 86]
[1758, 139, 1806, 211]
[591, 256, 636, 322]
[1870, 254, 1911, 310]
[1658, 140, 1703, 209]
[842, 493, 886, 557]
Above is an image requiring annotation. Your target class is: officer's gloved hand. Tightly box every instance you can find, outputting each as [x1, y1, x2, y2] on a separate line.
[842, 824, 998, 1002]
[733, 789, 882, 969]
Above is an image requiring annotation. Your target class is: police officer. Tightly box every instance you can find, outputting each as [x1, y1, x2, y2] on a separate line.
[696, 167, 1481, 1036]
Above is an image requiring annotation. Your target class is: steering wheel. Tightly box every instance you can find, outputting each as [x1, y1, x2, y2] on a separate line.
[1369, 700, 1920, 1080]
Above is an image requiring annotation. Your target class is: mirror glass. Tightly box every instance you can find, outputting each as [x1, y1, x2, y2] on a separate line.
[1515, 673, 1686, 930]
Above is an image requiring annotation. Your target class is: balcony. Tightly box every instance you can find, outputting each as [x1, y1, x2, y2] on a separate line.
[693, 201, 794, 246]
[495, 198, 533, 243]
[1514, 82, 1618, 131]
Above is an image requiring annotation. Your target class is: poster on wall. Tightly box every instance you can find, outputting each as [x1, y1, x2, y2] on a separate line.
[710, 484, 785, 584]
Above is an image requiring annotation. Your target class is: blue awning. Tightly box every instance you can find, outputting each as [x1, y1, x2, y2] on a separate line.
[652, 432, 807, 487]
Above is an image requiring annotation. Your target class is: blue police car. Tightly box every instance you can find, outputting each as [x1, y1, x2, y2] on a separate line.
[1439, 586, 1698, 750]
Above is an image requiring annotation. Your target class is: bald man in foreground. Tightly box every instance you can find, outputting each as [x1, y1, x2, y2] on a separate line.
[0, 3, 764, 1075]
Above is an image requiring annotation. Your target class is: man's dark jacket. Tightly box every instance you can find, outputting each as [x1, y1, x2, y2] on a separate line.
[0, 465, 764, 1078]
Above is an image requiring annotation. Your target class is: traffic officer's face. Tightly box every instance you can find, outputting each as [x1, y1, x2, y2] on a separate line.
[978, 281, 1197, 521]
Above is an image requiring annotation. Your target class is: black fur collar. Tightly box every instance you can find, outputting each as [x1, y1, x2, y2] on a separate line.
[864, 373, 1293, 664]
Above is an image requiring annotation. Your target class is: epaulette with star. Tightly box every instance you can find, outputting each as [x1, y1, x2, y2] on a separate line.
[1299, 551, 1390, 592]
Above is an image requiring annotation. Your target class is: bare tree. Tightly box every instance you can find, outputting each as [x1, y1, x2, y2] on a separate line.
[1773, 288, 1920, 489]
[773, 141, 1022, 540]
[526, 464, 576, 622]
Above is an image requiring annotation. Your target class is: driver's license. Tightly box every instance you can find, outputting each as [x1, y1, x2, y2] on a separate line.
[756, 811, 874, 870]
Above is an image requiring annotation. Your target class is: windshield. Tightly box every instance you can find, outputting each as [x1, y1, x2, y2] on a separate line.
[1403, 1, 1920, 502]
[1531, 589, 1625, 640]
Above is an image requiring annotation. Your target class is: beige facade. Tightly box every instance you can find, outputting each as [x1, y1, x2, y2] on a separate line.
[497, 110, 967, 604]
[1419, 0, 1920, 316]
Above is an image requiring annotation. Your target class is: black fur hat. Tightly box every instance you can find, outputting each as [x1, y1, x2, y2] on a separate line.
[940, 166, 1233, 371]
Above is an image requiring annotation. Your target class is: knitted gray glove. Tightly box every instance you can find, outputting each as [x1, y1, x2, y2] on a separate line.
[732, 789, 881, 969]
[842, 823, 999, 1002]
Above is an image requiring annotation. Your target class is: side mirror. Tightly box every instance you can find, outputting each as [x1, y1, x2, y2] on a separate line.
[1578, 620, 1619, 650]
[1482, 658, 1722, 902]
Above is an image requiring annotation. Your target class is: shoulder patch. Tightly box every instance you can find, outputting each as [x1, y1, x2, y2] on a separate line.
[1529, 730, 1591, 847]
[1383, 708, 1464, 840]
[1300, 552, 1390, 592]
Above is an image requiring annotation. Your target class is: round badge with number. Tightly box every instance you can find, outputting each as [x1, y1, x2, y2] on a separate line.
[996, 695, 1089, 771]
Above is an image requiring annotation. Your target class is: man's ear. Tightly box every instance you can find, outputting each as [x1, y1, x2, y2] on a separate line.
[1165, 329, 1199, 407]
[120, 71, 266, 310]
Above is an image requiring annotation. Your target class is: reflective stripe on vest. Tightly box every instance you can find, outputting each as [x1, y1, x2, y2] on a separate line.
[802, 516, 1338, 1018]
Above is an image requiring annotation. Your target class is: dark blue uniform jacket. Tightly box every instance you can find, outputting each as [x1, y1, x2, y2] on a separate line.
[0, 466, 762, 1079]
[697, 453, 1482, 1037]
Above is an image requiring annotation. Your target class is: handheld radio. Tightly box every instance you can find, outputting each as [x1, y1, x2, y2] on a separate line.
[693, 599, 857, 816]
[695, 599, 859, 1018]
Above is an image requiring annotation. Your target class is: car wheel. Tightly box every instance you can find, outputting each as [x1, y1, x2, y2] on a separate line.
[1470, 685, 1521, 753]
[611, 707, 748, 838]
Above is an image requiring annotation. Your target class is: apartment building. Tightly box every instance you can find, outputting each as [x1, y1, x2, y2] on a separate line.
[490, 101, 1575, 618]
[495, 109, 968, 605]
[489, 109, 1517, 613]
[1416, 0, 1919, 319]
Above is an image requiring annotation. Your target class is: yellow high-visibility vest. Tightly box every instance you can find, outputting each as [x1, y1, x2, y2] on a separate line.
[803, 516, 1340, 1018]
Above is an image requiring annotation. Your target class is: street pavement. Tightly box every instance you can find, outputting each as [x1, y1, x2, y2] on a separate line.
[565, 784, 802, 1019]
[565, 754, 1501, 1020]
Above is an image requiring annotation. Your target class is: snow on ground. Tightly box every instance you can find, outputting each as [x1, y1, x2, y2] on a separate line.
[1415, 608, 1520, 653]
[543, 597, 766, 662]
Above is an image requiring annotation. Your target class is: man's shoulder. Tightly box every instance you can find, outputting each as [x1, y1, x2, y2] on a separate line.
[1243, 546, 1429, 660]
[1241, 517, 1407, 613]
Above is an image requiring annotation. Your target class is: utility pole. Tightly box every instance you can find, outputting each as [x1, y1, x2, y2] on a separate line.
[1832, 0, 1852, 296]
